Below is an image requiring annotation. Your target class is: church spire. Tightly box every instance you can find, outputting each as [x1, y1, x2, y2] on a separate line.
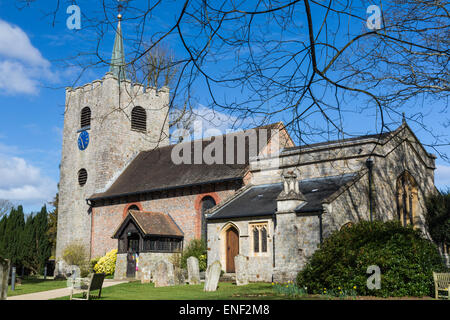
[109, 12, 126, 80]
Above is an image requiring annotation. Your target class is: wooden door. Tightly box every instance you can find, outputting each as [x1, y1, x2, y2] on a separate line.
[126, 252, 136, 278]
[126, 236, 139, 278]
[226, 227, 239, 273]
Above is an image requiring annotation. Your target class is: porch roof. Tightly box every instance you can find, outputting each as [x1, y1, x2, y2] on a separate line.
[112, 210, 184, 238]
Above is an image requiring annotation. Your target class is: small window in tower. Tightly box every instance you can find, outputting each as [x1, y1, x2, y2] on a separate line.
[80, 107, 91, 129]
[131, 106, 147, 132]
[78, 169, 88, 186]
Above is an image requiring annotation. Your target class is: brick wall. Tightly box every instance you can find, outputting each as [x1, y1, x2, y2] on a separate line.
[91, 185, 236, 258]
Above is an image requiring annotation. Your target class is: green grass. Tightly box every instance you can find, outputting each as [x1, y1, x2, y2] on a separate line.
[54, 281, 318, 300]
[7, 277, 68, 297]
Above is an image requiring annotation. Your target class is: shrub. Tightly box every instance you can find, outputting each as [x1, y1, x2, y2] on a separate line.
[169, 252, 182, 269]
[181, 239, 207, 271]
[62, 241, 89, 277]
[94, 249, 117, 276]
[89, 257, 101, 273]
[296, 220, 446, 297]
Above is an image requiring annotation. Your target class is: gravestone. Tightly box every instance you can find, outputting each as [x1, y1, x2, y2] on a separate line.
[187, 256, 200, 285]
[141, 267, 152, 284]
[153, 261, 175, 287]
[234, 255, 249, 286]
[174, 267, 186, 285]
[0, 258, 10, 300]
[204, 260, 221, 292]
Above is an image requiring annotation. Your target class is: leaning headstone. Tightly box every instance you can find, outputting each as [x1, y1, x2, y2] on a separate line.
[141, 267, 152, 284]
[234, 255, 249, 286]
[153, 261, 175, 287]
[204, 260, 221, 292]
[187, 256, 200, 285]
[0, 258, 10, 300]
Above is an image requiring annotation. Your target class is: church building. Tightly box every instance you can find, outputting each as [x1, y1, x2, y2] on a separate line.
[55, 16, 439, 282]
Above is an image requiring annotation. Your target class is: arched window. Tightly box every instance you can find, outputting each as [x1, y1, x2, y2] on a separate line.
[78, 168, 87, 186]
[201, 196, 216, 242]
[253, 227, 260, 252]
[261, 227, 267, 252]
[131, 106, 146, 131]
[80, 107, 91, 129]
[127, 205, 139, 212]
[396, 171, 418, 227]
[251, 223, 268, 254]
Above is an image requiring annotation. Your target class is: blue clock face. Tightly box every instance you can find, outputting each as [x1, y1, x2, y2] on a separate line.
[77, 130, 89, 151]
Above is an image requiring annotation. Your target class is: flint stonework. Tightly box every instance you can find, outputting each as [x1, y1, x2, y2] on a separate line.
[204, 260, 221, 292]
[187, 256, 200, 285]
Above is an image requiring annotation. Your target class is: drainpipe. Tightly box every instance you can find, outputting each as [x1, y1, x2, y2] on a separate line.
[272, 212, 277, 283]
[319, 211, 323, 244]
[366, 158, 374, 222]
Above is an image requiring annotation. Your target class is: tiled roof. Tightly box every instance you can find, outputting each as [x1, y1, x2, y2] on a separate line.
[89, 123, 283, 201]
[113, 210, 184, 238]
[207, 173, 359, 220]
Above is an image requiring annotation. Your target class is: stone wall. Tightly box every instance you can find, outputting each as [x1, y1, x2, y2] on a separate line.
[91, 187, 236, 258]
[207, 217, 274, 282]
[324, 127, 436, 237]
[206, 124, 437, 282]
[273, 213, 320, 283]
[114, 252, 176, 280]
[56, 73, 170, 267]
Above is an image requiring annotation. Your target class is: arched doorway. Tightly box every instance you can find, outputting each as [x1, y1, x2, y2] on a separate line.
[225, 226, 239, 273]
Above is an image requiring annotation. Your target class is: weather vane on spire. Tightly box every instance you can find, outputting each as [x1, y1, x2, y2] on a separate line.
[109, 0, 127, 80]
[117, 0, 127, 20]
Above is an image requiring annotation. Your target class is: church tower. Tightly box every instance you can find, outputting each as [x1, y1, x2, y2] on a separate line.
[55, 14, 170, 263]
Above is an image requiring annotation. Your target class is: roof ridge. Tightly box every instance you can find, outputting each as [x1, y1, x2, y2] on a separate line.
[284, 130, 393, 152]
[139, 121, 283, 154]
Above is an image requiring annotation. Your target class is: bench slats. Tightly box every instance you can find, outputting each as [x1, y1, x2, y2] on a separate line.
[70, 273, 106, 300]
[433, 272, 450, 300]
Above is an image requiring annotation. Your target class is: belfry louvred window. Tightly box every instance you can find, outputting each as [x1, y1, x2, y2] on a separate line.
[78, 169, 88, 186]
[131, 106, 146, 131]
[80, 107, 91, 129]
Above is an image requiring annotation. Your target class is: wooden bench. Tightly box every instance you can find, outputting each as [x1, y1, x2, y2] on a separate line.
[433, 272, 450, 300]
[70, 273, 105, 300]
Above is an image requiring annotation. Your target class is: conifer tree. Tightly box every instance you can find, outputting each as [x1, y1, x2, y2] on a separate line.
[35, 205, 51, 273]
[3, 206, 25, 267]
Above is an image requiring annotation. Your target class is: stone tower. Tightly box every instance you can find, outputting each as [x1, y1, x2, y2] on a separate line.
[55, 15, 170, 264]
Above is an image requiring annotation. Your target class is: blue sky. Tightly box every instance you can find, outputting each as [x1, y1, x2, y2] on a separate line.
[0, 1, 448, 213]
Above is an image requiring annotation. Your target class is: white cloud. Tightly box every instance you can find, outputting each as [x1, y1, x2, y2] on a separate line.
[170, 105, 251, 143]
[435, 164, 450, 190]
[0, 60, 39, 94]
[0, 19, 54, 95]
[0, 20, 49, 67]
[0, 155, 57, 209]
